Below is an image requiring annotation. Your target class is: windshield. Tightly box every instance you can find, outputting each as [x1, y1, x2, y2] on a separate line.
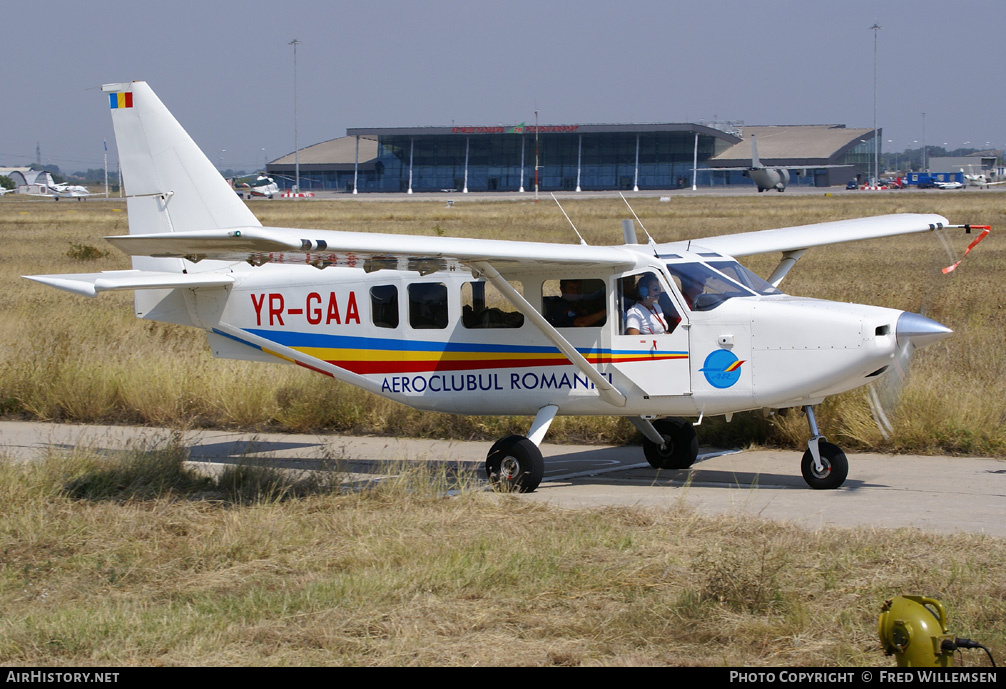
[706, 260, 783, 296]
[666, 262, 757, 311]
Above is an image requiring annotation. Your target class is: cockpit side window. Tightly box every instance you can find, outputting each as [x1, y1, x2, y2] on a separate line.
[706, 260, 783, 296]
[665, 263, 756, 312]
[619, 272, 682, 335]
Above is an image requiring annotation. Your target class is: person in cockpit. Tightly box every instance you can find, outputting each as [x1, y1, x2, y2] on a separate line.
[625, 273, 676, 335]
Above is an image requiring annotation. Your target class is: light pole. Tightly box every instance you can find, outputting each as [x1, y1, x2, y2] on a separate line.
[289, 38, 302, 193]
[869, 23, 883, 186]
[860, 139, 867, 183]
[534, 109, 539, 203]
[921, 112, 926, 171]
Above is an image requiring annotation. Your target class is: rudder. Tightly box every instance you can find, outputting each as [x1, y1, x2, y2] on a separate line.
[104, 81, 260, 236]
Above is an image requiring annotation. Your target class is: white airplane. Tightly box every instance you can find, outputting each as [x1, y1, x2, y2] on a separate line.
[11, 170, 91, 200]
[24, 82, 982, 492]
[933, 180, 965, 190]
[701, 135, 847, 192]
[961, 168, 1006, 189]
[232, 173, 280, 199]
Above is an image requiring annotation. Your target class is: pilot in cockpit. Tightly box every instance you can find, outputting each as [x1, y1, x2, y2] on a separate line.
[625, 273, 677, 335]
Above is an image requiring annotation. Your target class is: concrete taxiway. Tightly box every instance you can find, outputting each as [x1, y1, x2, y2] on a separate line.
[1, 421, 1002, 537]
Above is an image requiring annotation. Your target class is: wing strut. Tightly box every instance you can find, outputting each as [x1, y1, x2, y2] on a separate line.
[471, 261, 626, 408]
[767, 249, 806, 287]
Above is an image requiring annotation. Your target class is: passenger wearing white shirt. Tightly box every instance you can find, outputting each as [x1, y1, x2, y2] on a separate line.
[625, 274, 671, 335]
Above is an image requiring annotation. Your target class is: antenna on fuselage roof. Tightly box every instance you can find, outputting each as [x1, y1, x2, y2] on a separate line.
[619, 192, 656, 245]
[551, 193, 588, 246]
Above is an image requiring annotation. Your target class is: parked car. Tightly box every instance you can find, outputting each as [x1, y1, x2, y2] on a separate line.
[846, 180, 859, 190]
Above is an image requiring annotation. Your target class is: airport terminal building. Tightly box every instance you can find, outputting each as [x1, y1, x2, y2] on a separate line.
[266, 122, 877, 193]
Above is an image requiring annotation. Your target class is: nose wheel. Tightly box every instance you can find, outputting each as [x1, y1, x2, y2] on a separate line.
[801, 406, 849, 489]
[800, 440, 848, 489]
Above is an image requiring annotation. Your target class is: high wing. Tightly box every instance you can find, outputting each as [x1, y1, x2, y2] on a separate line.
[103, 227, 643, 274]
[679, 213, 949, 257]
[100, 213, 950, 270]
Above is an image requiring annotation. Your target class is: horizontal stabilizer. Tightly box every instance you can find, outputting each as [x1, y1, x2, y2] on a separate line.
[24, 270, 234, 298]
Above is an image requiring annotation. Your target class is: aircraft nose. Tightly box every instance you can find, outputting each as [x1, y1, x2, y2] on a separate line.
[896, 311, 953, 349]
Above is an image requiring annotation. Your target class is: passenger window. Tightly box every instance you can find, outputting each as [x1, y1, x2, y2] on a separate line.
[408, 282, 448, 329]
[370, 285, 398, 329]
[461, 281, 524, 329]
[542, 278, 606, 328]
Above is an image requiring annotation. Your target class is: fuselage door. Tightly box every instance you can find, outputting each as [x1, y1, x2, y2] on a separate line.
[609, 272, 691, 397]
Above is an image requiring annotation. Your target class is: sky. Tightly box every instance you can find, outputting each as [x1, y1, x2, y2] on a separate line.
[3, 0, 1003, 173]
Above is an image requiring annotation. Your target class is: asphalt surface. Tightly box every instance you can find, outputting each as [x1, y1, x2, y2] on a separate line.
[2, 421, 1002, 537]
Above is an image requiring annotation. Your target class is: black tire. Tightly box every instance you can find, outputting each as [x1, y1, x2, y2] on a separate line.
[801, 441, 849, 489]
[642, 418, 698, 470]
[486, 435, 544, 493]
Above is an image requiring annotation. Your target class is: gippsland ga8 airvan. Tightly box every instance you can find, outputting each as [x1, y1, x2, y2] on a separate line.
[27, 81, 983, 492]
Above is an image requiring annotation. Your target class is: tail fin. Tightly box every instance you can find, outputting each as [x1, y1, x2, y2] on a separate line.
[103, 82, 261, 247]
[750, 134, 762, 169]
[103, 81, 260, 321]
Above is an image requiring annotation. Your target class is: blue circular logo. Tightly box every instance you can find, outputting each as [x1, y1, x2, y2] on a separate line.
[701, 350, 744, 389]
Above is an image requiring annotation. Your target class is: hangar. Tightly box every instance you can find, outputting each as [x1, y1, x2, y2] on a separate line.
[266, 121, 878, 193]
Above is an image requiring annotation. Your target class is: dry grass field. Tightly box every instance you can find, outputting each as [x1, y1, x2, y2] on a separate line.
[1, 442, 1004, 666]
[1, 191, 1004, 666]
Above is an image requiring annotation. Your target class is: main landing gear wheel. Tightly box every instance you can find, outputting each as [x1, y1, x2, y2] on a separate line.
[485, 435, 544, 493]
[642, 418, 699, 470]
[800, 441, 849, 490]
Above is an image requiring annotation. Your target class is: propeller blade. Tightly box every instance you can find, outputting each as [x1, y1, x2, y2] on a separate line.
[868, 311, 949, 439]
[867, 339, 914, 440]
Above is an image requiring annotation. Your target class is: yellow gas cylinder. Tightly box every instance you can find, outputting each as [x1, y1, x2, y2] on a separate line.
[878, 596, 955, 667]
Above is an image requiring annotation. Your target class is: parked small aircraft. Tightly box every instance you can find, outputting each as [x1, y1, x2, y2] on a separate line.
[232, 173, 279, 199]
[934, 180, 965, 190]
[24, 82, 984, 491]
[701, 135, 847, 192]
[961, 168, 1006, 189]
[8, 169, 91, 200]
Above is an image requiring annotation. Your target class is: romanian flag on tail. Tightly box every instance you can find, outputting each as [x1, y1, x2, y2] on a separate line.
[109, 92, 133, 109]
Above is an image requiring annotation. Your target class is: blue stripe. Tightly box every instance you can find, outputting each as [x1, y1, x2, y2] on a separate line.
[242, 328, 619, 357]
[214, 328, 262, 351]
[222, 329, 686, 360]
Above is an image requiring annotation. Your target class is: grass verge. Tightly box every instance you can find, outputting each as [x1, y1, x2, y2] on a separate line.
[0, 442, 1002, 666]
